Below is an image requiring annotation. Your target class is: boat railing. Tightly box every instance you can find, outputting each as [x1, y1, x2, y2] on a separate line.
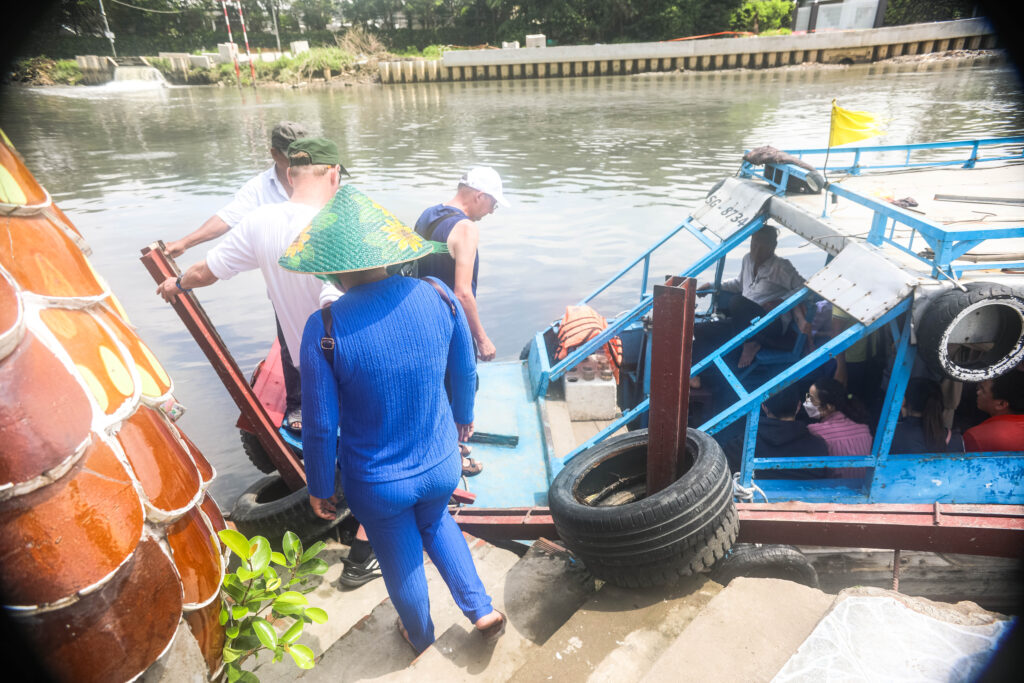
[739, 137, 1024, 278]
[779, 137, 1024, 175]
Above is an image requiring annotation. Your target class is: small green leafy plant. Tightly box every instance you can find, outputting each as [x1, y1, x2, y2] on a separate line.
[218, 529, 330, 682]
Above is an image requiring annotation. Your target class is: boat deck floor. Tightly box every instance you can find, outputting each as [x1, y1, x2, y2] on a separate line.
[464, 361, 622, 508]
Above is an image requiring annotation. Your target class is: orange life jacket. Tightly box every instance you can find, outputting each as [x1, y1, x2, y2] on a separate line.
[554, 305, 623, 383]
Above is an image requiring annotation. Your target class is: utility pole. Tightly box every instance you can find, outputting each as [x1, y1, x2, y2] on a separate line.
[271, 0, 282, 54]
[97, 0, 117, 58]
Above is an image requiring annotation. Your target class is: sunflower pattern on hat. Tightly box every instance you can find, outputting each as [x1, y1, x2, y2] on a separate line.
[279, 185, 446, 275]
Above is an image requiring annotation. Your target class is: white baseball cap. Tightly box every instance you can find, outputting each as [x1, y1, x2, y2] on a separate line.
[459, 166, 511, 208]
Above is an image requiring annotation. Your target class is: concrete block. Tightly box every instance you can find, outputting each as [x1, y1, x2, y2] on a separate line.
[290, 40, 309, 55]
[402, 61, 414, 83]
[564, 373, 617, 421]
[501, 41, 520, 49]
[188, 55, 212, 69]
[379, 61, 391, 83]
[415, 60, 426, 81]
[487, 64, 498, 79]
[525, 34, 546, 48]
[500, 64, 509, 79]
[511, 574, 723, 683]
[217, 43, 238, 64]
[642, 578, 835, 683]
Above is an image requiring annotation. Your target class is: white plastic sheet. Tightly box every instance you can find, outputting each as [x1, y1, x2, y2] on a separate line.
[773, 596, 1013, 682]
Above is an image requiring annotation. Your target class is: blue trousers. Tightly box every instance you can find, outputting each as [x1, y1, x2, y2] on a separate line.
[343, 453, 493, 651]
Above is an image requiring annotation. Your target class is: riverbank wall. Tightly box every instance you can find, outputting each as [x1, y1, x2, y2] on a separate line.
[379, 18, 995, 84]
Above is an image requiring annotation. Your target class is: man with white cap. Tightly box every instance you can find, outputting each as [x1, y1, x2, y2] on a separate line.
[414, 166, 510, 476]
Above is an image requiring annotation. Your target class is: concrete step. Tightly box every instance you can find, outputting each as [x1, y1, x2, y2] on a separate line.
[388, 539, 599, 681]
[640, 577, 836, 682]
[289, 535, 521, 682]
[510, 573, 724, 683]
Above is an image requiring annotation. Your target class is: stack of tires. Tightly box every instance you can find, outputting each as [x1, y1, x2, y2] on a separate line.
[549, 428, 738, 588]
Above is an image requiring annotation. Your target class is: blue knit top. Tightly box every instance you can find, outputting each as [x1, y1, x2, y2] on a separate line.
[300, 275, 476, 498]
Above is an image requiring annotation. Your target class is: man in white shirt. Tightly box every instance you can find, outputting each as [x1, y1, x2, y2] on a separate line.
[164, 121, 312, 258]
[156, 137, 345, 430]
[695, 225, 812, 377]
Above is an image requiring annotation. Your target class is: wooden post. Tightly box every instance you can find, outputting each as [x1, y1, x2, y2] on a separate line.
[140, 242, 307, 491]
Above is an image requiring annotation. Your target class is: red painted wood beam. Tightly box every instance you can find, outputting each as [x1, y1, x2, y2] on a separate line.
[735, 502, 1024, 558]
[452, 503, 1024, 557]
[140, 242, 307, 491]
[647, 276, 697, 494]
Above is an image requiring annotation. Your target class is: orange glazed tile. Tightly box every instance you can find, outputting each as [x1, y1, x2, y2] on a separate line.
[178, 427, 215, 485]
[116, 407, 201, 513]
[184, 598, 225, 676]
[40, 308, 135, 415]
[0, 214, 104, 298]
[166, 506, 221, 607]
[13, 538, 183, 683]
[200, 493, 228, 534]
[0, 438, 143, 606]
[0, 332, 92, 487]
[94, 306, 172, 398]
[0, 139, 47, 207]
[0, 269, 19, 341]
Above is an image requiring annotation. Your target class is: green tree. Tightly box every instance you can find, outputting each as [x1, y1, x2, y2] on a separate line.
[729, 0, 794, 34]
[291, 0, 339, 31]
[884, 0, 978, 25]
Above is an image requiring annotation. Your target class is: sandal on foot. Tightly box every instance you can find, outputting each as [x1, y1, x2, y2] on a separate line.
[477, 610, 506, 644]
[285, 408, 302, 432]
[459, 443, 472, 457]
[461, 457, 483, 477]
[396, 617, 419, 653]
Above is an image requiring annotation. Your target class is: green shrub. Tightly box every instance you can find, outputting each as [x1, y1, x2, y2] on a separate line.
[218, 529, 329, 681]
[293, 47, 354, 79]
[759, 28, 792, 36]
[52, 59, 83, 85]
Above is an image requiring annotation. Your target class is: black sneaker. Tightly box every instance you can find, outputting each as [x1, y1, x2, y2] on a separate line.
[339, 552, 381, 587]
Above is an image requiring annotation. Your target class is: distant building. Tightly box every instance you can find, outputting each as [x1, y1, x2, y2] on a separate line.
[792, 0, 887, 33]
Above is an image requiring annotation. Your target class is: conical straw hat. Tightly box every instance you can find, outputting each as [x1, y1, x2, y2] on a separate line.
[279, 185, 446, 275]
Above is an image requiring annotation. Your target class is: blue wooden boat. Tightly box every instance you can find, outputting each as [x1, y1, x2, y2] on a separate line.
[455, 137, 1024, 510]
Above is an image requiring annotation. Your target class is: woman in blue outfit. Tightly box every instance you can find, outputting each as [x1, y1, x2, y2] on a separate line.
[280, 185, 505, 653]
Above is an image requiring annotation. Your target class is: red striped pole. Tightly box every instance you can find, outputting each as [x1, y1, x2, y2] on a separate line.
[235, 1, 258, 85]
[220, 0, 241, 86]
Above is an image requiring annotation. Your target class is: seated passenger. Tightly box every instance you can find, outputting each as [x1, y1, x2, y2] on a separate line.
[890, 377, 964, 454]
[804, 378, 873, 457]
[963, 373, 1024, 452]
[723, 385, 828, 474]
[694, 226, 812, 386]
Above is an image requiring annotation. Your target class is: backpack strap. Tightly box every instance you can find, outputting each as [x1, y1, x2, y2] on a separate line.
[422, 277, 457, 317]
[424, 208, 462, 242]
[319, 308, 335, 369]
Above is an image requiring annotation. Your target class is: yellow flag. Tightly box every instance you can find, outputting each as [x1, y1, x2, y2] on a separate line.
[829, 99, 884, 147]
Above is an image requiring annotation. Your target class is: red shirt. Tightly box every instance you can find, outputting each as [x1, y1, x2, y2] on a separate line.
[963, 414, 1024, 452]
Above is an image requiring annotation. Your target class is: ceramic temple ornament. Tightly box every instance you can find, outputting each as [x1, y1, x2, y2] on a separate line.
[0, 129, 227, 681]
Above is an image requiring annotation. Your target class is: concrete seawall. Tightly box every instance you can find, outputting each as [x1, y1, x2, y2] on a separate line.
[379, 18, 996, 84]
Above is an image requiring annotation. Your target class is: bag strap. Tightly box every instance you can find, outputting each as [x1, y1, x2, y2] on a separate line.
[319, 308, 335, 369]
[425, 208, 462, 242]
[422, 277, 457, 317]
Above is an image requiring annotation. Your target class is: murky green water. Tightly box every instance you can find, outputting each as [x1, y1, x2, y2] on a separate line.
[2, 60, 1021, 505]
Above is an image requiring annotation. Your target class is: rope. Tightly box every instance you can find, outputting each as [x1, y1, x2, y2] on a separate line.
[108, 0, 189, 14]
[732, 472, 768, 503]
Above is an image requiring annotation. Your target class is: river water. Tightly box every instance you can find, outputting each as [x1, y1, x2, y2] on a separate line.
[2, 60, 1021, 506]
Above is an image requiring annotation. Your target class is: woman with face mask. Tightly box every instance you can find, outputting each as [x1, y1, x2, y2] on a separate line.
[804, 378, 873, 457]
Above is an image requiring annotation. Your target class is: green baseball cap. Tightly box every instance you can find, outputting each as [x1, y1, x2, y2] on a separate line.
[279, 185, 446, 275]
[287, 137, 342, 167]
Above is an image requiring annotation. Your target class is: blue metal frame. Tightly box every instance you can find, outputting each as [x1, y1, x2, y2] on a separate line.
[532, 137, 1024, 503]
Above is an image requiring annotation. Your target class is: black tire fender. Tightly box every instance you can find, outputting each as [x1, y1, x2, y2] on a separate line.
[917, 282, 1024, 382]
[240, 430, 279, 474]
[549, 428, 738, 588]
[711, 543, 819, 588]
[230, 473, 349, 544]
